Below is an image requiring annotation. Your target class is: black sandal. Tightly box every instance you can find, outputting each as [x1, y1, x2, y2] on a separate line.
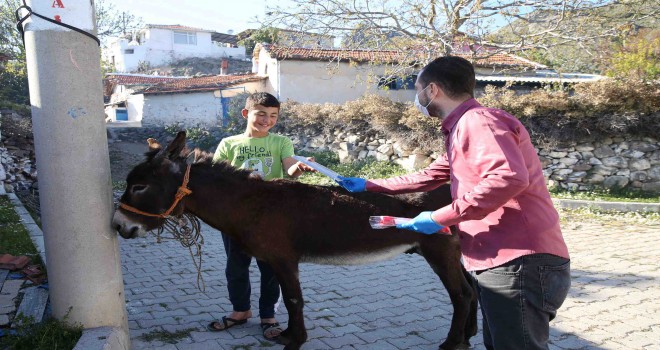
[207, 316, 248, 332]
[261, 322, 283, 341]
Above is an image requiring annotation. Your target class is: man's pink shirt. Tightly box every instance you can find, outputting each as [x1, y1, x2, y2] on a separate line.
[367, 99, 569, 271]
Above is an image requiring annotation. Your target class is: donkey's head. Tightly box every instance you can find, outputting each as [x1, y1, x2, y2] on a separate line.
[112, 131, 193, 239]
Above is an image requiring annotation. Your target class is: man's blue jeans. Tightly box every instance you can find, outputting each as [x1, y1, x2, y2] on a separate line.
[470, 253, 571, 350]
[221, 233, 280, 319]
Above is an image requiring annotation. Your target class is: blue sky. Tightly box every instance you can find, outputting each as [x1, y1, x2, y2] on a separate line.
[103, 0, 285, 34]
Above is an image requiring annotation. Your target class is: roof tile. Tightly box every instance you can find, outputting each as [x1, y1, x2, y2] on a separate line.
[262, 45, 546, 69]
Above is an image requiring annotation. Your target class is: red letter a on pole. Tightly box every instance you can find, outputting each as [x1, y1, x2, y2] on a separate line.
[52, 0, 65, 8]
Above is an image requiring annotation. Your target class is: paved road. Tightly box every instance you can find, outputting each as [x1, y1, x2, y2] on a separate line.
[122, 220, 660, 350]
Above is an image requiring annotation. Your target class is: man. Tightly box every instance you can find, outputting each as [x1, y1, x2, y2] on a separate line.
[336, 56, 571, 350]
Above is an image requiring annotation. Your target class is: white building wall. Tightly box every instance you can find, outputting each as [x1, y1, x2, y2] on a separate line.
[256, 49, 417, 104]
[141, 92, 219, 127]
[127, 94, 145, 123]
[107, 28, 246, 72]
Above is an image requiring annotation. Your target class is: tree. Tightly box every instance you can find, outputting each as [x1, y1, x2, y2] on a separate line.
[238, 27, 280, 56]
[491, 0, 659, 73]
[604, 29, 659, 80]
[95, 0, 142, 43]
[0, 0, 141, 106]
[262, 0, 659, 72]
[1, 0, 25, 61]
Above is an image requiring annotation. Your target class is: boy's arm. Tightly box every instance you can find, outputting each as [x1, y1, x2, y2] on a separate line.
[283, 156, 315, 178]
[279, 136, 313, 178]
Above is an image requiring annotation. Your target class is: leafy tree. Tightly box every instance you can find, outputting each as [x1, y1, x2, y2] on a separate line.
[492, 0, 659, 73]
[263, 0, 658, 72]
[238, 27, 280, 56]
[0, 0, 25, 61]
[95, 0, 142, 43]
[0, 0, 141, 107]
[604, 29, 659, 80]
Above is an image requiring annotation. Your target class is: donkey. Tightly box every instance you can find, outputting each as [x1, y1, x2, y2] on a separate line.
[112, 131, 477, 350]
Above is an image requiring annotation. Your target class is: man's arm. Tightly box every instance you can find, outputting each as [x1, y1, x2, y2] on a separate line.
[366, 154, 451, 194]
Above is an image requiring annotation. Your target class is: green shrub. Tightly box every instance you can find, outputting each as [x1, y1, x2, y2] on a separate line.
[297, 156, 406, 186]
[165, 123, 217, 151]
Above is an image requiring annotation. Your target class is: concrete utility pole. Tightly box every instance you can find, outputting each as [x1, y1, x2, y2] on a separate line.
[20, 0, 128, 345]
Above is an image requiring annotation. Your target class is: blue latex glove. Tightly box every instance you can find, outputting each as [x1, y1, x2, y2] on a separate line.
[396, 211, 446, 235]
[335, 176, 367, 193]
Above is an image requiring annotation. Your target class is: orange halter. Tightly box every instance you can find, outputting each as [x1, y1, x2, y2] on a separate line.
[119, 164, 192, 218]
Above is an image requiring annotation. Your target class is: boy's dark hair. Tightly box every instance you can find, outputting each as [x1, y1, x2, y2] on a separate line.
[245, 92, 281, 110]
[418, 56, 475, 98]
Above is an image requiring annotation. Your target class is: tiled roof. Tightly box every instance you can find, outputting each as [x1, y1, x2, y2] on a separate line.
[147, 24, 215, 33]
[262, 45, 546, 69]
[106, 74, 183, 85]
[140, 74, 267, 94]
[104, 74, 183, 97]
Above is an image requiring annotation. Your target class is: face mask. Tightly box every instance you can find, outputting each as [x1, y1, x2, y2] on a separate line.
[415, 85, 432, 117]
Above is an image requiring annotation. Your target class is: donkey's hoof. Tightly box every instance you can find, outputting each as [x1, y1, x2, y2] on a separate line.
[278, 328, 291, 345]
[439, 342, 470, 350]
[283, 343, 301, 350]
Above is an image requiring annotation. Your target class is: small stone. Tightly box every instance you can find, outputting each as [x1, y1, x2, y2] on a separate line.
[575, 144, 595, 152]
[603, 175, 629, 189]
[641, 181, 660, 192]
[629, 159, 651, 171]
[601, 156, 628, 168]
[559, 158, 579, 166]
[630, 171, 647, 182]
[593, 145, 615, 158]
[549, 151, 568, 158]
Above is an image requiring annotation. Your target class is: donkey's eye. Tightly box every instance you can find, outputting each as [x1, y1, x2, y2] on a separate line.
[131, 184, 148, 193]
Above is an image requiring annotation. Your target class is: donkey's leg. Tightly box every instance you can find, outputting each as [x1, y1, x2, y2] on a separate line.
[269, 260, 307, 350]
[419, 240, 475, 350]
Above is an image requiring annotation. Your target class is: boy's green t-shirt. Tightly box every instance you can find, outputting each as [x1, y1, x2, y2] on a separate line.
[212, 133, 295, 181]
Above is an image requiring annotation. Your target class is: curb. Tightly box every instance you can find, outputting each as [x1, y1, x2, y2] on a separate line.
[553, 198, 660, 213]
[73, 326, 128, 350]
[5, 193, 129, 350]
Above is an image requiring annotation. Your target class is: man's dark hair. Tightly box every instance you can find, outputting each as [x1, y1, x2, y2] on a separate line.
[245, 92, 281, 110]
[418, 56, 475, 98]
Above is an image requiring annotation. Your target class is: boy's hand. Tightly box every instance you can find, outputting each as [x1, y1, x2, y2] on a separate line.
[335, 176, 367, 192]
[396, 211, 449, 235]
[296, 157, 316, 172]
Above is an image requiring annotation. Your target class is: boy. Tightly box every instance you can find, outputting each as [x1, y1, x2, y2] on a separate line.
[337, 57, 570, 350]
[208, 92, 314, 341]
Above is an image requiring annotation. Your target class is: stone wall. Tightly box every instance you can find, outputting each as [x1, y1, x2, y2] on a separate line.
[285, 128, 660, 193]
[105, 126, 660, 193]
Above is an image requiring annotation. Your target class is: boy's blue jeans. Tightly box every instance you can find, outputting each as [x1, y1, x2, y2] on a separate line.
[221, 233, 280, 319]
[470, 253, 571, 350]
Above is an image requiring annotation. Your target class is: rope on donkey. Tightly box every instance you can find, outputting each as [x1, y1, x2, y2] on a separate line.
[155, 213, 206, 292]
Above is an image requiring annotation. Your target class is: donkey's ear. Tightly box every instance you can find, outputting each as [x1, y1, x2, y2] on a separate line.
[147, 138, 161, 151]
[157, 131, 187, 160]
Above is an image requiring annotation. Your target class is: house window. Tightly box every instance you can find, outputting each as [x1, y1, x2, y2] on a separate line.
[377, 77, 397, 90]
[124, 49, 134, 54]
[173, 31, 197, 45]
[377, 74, 417, 90]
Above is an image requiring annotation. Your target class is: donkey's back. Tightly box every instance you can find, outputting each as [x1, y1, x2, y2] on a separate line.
[251, 180, 459, 266]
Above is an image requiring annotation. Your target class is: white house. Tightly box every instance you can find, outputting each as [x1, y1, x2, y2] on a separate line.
[253, 44, 602, 104]
[104, 73, 270, 127]
[106, 24, 246, 72]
